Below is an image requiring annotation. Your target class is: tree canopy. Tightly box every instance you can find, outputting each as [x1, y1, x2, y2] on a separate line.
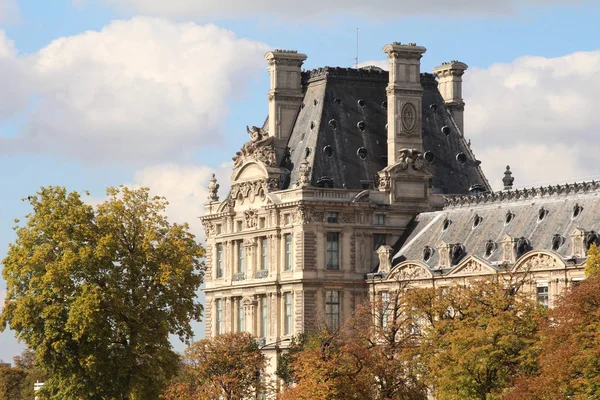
[1, 186, 205, 399]
[162, 332, 269, 400]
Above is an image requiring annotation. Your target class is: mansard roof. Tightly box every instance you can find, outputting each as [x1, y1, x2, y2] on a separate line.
[392, 181, 600, 269]
[282, 67, 490, 195]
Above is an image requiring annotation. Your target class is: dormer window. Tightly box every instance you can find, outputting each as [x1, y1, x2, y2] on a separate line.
[442, 218, 451, 232]
[473, 214, 483, 229]
[484, 240, 497, 258]
[573, 203, 583, 219]
[538, 207, 548, 222]
[451, 244, 465, 265]
[316, 176, 334, 188]
[586, 231, 599, 250]
[516, 237, 531, 257]
[423, 246, 433, 262]
[505, 211, 515, 226]
[552, 234, 564, 251]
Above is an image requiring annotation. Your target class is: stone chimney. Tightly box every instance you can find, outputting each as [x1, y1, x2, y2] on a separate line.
[264, 50, 307, 161]
[432, 61, 468, 134]
[383, 42, 427, 167]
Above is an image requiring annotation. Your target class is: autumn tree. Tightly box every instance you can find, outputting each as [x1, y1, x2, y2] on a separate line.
[411, 278, 544, 400]
[585, 243, 600, 277]
[281, 289, 427, 400]
[0, 363, 26, 400]
[12, 348, 46, 400]
[162, 332, 270, 400]
[507, 275, 600, 400]
[1, 186, 205, 399]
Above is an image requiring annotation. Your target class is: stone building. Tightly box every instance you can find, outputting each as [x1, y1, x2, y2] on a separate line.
[200, 42, 591, 378]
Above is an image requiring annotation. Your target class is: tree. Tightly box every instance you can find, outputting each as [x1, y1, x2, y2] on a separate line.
[280, 290, 427, 400]
[275, 333, 307, 388]
[0, 364, 26, 400]
[585, 243, 600, 277]
[12, 348, 46, 400]
[162, 332, 270, 400]
[1, 186, 205, 399]
[411, 278, 543, 400]
[507, 276, 600, 400]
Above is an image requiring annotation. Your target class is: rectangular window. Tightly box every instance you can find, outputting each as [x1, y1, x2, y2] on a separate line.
[236, 220, 243, 232]
[327, 212, 339, 223]
[284, 234, 293, 271]
[261, 296, 268, 338]
[216, 224, 222, 234]
[284, 214, 291, 225]
[373, 234, 386, 251]
[284, 293, 293, 335]
[325, 291, 340, 330]
[536, 285, 549, 308]
[326, 232, 340, 270]
[259, 217, 266, 229]
[216, 243, 223, 278]
[374, 214, 385, 226]
[238, 300, 245, 332]
[216, 299, 223, 335]
[380, 291, 389, 328]
[237, 242, 245, 274]
[261, 237, 268, 271]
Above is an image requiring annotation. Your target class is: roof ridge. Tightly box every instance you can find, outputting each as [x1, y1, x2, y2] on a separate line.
[444, 180, 600, 209]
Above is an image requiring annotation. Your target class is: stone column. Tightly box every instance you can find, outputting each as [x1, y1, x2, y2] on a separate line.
[433, 61, 468, 135]
[264, 50, 308, 161]
[383, 42, 427, 165]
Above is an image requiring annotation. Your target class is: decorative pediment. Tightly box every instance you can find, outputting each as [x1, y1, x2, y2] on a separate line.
[377, 148, 432, 192]
[512, 251, 566, 273]
[387, 261, 433, 281]
[232, 126, 277, 169]
[446, 256, 496, 277]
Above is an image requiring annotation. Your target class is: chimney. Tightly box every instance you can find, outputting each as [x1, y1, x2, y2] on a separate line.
[264, 50, 307, 161]
[432, 61, 468, 135]
[383, 42, 427, 167]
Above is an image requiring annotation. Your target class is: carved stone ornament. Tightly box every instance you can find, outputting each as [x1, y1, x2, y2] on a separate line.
[294, 206, 325, 225]
[397, 264, 429, 281]
[456, 259, 485, 275]
[296, 157, 312, 188]
[341, 213, 356, 224]
[517, 253, 561, 272]
[207, 173, 219, 201]
[231, 125, 277, 168]
[230, 179, 274, 201]
[378, 172, 391, 191]
[377, 245, 393, 273]
[244, 209, 258, 229]
[396, 148, 424, 171]
[401, 102, 417, 132]
[203, 221, 214, 238]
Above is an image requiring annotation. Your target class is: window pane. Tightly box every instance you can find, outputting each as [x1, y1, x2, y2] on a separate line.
[536, 286, 549, 308]
[261, 238, 268, 271]
[373, 234, 386, 251]
[285, 234, 292, 271]
[284, 293, 292, 335]
[327, 232, 340, 270]
[216, 244, 223, 278]
[325, 291, 340, 330]
[327, 212, 339, 223]
[238, 300, 245, 332]
[261, 297, 268, 338]
[238, 242, 244, 274]
[216, 299, 223, 335]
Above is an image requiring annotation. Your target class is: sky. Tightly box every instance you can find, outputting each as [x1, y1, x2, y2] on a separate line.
[1, 0, 600, 362]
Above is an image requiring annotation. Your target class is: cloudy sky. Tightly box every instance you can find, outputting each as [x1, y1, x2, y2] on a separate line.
[1, 0, 600, 361]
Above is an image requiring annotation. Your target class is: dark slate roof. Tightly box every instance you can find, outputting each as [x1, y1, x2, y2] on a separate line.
[283, 67, 490, 194]
[392, 182, 600, 269]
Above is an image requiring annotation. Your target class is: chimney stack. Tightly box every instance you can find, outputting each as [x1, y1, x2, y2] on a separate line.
[264, 50, 307, 161]
[383, 42, 427, 167]
[432, 61, 468, 135]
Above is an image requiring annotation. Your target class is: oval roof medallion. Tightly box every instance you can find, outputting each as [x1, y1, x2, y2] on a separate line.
[401, 102, 417, 132]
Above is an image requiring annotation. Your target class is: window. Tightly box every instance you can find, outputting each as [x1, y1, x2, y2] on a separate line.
[325, 291, 340, 330]
[284, 234, 293, 271]
[216, 224, 222, 234]
[237, 242, 245, 274]
[284, 293, 293, 335]
[236, 220, 243, 232]
[261, 296, 268, 338]
[261, 238, 268, 271]
[238, 300, 245, 332]
[259, 217, 266, 228]
[326, 232, 340, 270]
[380, 291, 389, 328]
[374, 214, 385, 225]
[373, 234, 386, 252]
[284, 214, 291, 225]
[327, 212, 339, 223]
[216, 243, 223, 278]
[536, 284, 549, 308]
[216, 299, 223, 335]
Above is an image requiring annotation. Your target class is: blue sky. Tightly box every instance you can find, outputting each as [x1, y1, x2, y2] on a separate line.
[1, 0, 600, 362]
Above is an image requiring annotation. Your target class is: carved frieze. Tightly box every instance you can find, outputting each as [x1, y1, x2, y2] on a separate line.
[395, 264, 429, 281]
[232, 126, 278, 168]
[244, 209, 258, 229]
[516, 253, 562, 272]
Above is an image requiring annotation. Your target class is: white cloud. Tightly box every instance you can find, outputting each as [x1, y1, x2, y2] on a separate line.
[97, 0, 600, 19]
[0, 30, 30, 121]
[131, 162, 232, 240]
[1, 18, 268, 163]
[0, 0, 20, 24]
[464, 51, 600, 189]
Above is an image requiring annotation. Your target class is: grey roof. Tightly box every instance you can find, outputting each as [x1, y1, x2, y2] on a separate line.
[283, 67, 490, 194]
[392, 182, 600, 269]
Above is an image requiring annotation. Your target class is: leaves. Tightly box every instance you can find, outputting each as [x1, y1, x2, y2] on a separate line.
[162, 332, 270, 400]
[1, 186, 205, 399]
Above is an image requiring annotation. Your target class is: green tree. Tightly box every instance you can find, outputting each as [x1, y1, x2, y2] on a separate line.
[411, 278, 543, 400]
[1, 186, 205, 400]
[585, 243, 600, 277]
[0, 363, 26, 400]
[162, 332, 270, 400]
[13, 348, 46, 400]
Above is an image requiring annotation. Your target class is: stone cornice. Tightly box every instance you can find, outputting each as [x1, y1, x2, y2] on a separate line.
[444, 180, 600, 209]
